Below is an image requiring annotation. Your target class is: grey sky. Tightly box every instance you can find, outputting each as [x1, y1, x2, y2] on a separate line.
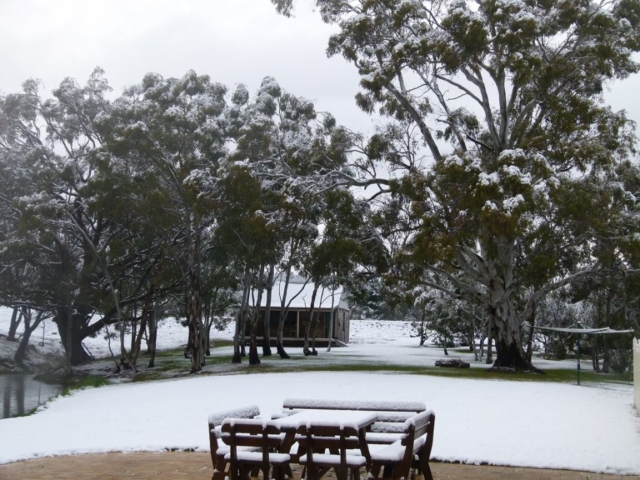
[0, 0, 637, 138]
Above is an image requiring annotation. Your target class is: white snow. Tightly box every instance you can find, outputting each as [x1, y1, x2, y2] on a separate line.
[0, 310, 639, 474]
[0, 372, 638, 474]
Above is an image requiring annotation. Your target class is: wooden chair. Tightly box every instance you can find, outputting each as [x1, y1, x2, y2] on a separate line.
[208, 405, 261, 480]
[296, 423, 368, 480]
[221, 418, 291, 480]
[367, 411, 435, 480]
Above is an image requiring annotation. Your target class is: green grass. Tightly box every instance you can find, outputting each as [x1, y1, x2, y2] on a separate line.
[47, 339, 634, 389]
[264, 360, 633, 385]
[60, 375, 110, 396]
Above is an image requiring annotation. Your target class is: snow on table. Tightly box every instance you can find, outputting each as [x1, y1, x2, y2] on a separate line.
[0, 371, 638, 475]
[282, 398, 426, 412]
[275, 409, 377, 431]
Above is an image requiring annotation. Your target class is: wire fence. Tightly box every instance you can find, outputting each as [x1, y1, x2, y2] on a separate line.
[634, 338, 640, 413]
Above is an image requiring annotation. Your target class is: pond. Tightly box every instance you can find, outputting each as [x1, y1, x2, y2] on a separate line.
[0, 373, 62, 419]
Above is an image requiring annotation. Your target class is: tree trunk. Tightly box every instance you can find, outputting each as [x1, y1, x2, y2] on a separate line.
[491, 299, 537, 371]
[249, 267, 265, 366]
[472, 236, 536, 371]
[303, 283, 320, 356]
[205, 323, 213, 356]
[485, 317, 493, 365]
[54, 307, 92, 366]
[310, 286, 324, 355]
[147, 304, 157, 368]
[262, 264, 275, 356]
[131, 286, 154, 368]
[326, 290, 336, 353]
[15, 310, 46, 370]
[185, 282, 203, 373]
[233, 268, 251, 364]
[276, 265, 293, 359]
[7, 307, 21, 341]
[184, 211, 204, 373]
[203, 290, 216, 356]
[525, 303, 536, 362]
[469, 309, 478, 361]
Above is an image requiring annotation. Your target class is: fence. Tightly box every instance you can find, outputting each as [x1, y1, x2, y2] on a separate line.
[634, 338, 640, 413]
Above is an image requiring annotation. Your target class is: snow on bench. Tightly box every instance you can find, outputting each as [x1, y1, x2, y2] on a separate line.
[207, 404, 262, 480]
[282, 398, 426, 413]
[208, 404, 261, 430]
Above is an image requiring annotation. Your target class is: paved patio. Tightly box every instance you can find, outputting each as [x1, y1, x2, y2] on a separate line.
[0, 452, 638, 480]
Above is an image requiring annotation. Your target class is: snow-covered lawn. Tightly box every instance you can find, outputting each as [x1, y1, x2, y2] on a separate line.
[0, 308, 639, 474]
[0, 371, 638, 474]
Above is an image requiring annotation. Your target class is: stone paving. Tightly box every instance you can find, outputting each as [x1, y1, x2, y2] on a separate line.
[0, 452, 638, 480]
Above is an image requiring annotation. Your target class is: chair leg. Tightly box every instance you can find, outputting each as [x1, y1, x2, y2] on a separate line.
[368, 464, 381, 479]
[420, 464, 432, 480]
[335, 466, 348, 480]
[350, 466, 361, 480]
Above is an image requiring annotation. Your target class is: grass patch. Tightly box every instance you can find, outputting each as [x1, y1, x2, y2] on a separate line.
[61, 375, 110, 396]
[282, 361, 633, 385]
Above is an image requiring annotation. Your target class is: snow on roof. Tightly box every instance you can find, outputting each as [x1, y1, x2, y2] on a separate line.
[249, 281, 348, 310]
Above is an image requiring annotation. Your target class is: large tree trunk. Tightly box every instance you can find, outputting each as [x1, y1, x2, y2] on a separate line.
[54, 307, 92, 366]
[490, 300, 535, 371]
[262, 264, 275, 356]
[477, 236, 536, 371]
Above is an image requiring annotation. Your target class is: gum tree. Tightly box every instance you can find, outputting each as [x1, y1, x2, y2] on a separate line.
[274, 0, 640, 370]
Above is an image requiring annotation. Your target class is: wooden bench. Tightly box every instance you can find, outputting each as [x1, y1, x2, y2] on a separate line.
[281, 398, 427, 445]
[221, 419, 291, 480]
[368, 410, 435, 480]
[207, 405, 261, 480]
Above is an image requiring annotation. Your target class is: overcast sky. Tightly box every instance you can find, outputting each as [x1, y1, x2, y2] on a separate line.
[0, 0, 638, 138]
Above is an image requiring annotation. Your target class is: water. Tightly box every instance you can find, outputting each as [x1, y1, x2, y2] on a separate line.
[0, 374, 62, 419]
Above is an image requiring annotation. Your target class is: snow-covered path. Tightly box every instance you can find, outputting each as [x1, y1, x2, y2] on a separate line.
[0, 371, 638, 475]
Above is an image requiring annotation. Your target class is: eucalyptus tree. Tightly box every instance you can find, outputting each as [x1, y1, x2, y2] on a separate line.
[95, 70, 229, 373]
[229, 76, 356, 359]
[0, 70, 137, 366]
[274, 0, 640, 370]
[215, 165, 280, 365]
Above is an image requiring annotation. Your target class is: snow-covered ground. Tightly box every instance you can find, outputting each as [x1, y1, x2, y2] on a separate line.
[0, 372, 638, 474]
[0, 309, 591, 371]
[0, 308, 639, 474]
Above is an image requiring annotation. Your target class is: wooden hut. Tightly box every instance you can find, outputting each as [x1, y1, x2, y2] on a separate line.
[247, 279, 351, 347]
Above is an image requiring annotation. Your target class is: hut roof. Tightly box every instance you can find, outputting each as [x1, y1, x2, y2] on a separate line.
[250, 280, 348, 310]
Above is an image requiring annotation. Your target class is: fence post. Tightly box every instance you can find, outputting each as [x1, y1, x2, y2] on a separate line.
[634, 338, 640, 413]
